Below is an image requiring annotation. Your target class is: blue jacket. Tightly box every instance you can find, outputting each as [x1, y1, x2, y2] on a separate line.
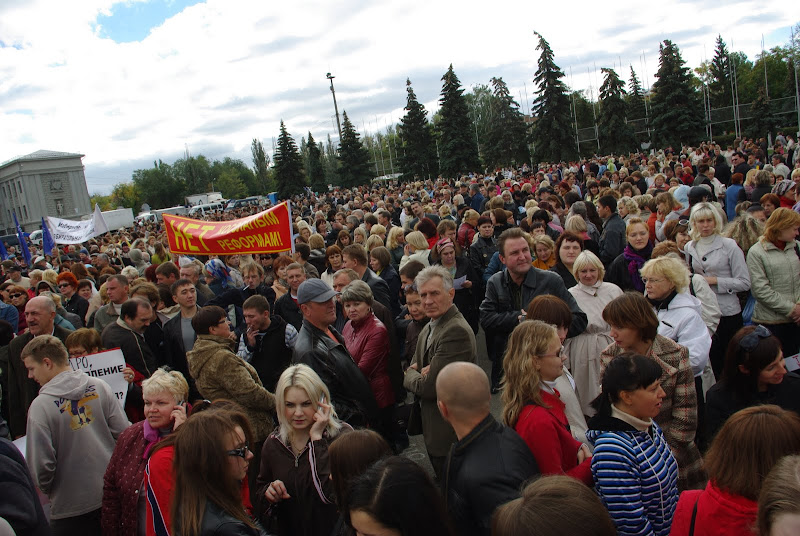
[586, 415, 679, 536]
[0, 302, 18, 333]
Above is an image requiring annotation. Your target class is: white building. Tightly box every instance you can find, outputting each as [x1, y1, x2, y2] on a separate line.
[0, 150, 91, 234]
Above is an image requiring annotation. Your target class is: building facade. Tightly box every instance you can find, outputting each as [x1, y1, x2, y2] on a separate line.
[0, 150, 91, 234]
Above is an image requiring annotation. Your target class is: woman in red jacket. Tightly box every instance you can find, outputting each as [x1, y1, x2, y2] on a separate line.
[501, 320, 593, 486]
[101, 368, 188, 536]
[670, 405, 800, 536]
[341, 280, 395, 441]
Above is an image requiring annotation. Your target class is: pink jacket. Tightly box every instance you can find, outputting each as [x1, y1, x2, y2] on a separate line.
[343, 313, 395, 409]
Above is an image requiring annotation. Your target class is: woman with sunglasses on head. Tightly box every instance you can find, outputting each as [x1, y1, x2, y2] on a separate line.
[684, 202, 750, 379]
[746, 207, 800, 356]
[502, 320, 593, 486]
[705, 325, 800, 440]
[256, 364, 347, 536]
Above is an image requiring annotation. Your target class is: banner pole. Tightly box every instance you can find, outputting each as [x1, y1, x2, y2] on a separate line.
[287, 201, 296, 255]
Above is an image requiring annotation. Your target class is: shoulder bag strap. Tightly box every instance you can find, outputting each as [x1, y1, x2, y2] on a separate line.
[688, 495, 700, 536]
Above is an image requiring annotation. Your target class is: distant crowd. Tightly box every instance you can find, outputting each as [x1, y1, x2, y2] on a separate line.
[2, 135, 800, 536]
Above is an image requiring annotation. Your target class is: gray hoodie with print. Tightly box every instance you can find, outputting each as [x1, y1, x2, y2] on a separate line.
[25, 370, 129, 519]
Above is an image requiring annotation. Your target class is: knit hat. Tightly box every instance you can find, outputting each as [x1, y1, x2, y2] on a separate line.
[436, 238, 455, 254]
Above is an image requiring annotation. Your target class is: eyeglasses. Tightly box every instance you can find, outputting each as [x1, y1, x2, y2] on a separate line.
[740, 325, 772, 351]
[678, 219, 690, 226]
[9, 293, 23, 299]
[217, 318, 229, 325]
[57, 283, 71, 288]
[642, 278, 665, 285]
[227, 443, 250, 459]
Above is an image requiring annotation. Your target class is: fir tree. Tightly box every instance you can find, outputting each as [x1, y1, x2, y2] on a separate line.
[530, 31, 576, 163]
[709, 35, 733, 109]
[484, 76, 530, 168]
[748, 87, 778, 139]
[598, 68, 636, 155]
[273, 121, 306, 199]
[337, 111, 373, 188]
[397, 78, 437, 180]
[436, 65, 480, 176]
[306, 132, 326, 193]
[649, 40, 704, 150]
[627, 66, 647, 121]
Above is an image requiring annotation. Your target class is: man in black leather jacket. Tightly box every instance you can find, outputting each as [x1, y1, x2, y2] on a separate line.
[438, 362, 539, 536]
[291, 279, 378, 428]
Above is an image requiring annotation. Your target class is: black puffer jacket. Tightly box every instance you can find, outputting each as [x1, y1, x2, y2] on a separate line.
[443, 414, 539, 536]
[199, 502, 269, 536]
[292, 320, 378, 428]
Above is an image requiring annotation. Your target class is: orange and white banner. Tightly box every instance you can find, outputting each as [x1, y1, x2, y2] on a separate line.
[163, 202, 293, 255]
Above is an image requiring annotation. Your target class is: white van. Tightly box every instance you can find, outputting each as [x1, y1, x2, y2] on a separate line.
[188, 203, 223, 218]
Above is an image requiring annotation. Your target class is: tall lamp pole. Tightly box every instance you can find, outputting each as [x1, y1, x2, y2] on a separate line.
[327, 73, 343, 143]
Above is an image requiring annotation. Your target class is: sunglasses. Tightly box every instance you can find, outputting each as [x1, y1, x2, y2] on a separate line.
[678, 219, 690, 226]
[57, 283, 71, 288]
[739, 324, 772, 351]
[226, 443, 250, 459]
[9, 293, 24, 299]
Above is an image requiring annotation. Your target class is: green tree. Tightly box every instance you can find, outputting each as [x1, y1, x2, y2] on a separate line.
[216, 169, 247, 199]
[748, 87, 779, 138]
[397, 78, 437, 180]
[627, 66, 647, 120]
[530, 32, 576, 163]
[110, 182, 141, 210]
[173, 155, 210, 195]
[598, 68, 636, 155]
[709, 35, 732, 109]
[337, 111, 373, 188]
[570, 90, 595, 128]
[89, 193, 114, 211]
[650, 40, 704, 149]
[484, 76, 530, 167]
[211, 157, 258, 196]
[321, 134, 339, 186]
[273, 121, 306, 199]
[436, 64, 480, 176]
[251, 138, 272, 193]
[463, 83, 496, 164]
[132, 160, 184, 208]
[306, 132, 326, 192]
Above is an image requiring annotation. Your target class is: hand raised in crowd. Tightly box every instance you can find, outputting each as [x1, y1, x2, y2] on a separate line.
[170, 403, 188, 430]
[123, 366, 135, 384]
[309, 399, 331, 441]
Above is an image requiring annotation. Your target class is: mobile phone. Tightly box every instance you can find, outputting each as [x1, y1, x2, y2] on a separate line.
[319, 394, 326, 405]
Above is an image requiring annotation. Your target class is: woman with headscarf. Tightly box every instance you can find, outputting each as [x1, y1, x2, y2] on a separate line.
[204, 258, 234, 296]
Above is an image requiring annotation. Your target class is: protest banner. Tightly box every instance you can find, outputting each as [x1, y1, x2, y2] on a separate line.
[47, 204, 109, 244]
[162, 201, 293, 255]
[69, 348, 128, 408]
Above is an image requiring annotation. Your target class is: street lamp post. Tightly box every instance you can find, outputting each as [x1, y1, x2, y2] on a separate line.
[327, 73, 343, 143]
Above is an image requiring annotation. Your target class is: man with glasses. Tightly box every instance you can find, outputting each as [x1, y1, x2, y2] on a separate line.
[730, 151, 751, 178]
[56, 272, 88, 326]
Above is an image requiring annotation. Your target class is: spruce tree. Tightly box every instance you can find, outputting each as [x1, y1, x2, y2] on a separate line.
[397, 78, 437, 180]
[649, 40, 704, 150]
[627, 66, 647, 121]
[530, 31, 576, 163]
[598, 68, 637, 155]
[306, 132, 326, 193]
[709, 35, 732, 109]
[337, 111, 373, 188]
[748, 87, 778, 139]
[436, 65, 480, 176]
[484, 77, 530, 168]
[273, 121, 306, 199]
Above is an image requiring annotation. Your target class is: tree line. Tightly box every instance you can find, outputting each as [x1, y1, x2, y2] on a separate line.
[93, 26, 799, 210]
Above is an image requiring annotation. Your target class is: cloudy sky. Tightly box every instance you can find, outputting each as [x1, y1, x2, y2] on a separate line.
[1, 0, 798, 195]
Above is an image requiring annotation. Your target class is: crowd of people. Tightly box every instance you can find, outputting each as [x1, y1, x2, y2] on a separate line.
[1, 137, 800, 535]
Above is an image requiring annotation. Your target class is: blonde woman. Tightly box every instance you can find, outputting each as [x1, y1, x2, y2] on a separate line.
[502, 321, 593, 485]
[617, 197, 640, 223]
[386, 226, 406, 270]
[256, 364, 346, 536]
[399, 231, 431, 270]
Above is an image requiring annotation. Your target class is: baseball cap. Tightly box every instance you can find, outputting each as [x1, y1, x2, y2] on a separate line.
[297, 279, 339, 305]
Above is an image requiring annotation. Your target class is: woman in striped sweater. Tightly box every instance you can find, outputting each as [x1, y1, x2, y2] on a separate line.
[586, 353, 679, 536]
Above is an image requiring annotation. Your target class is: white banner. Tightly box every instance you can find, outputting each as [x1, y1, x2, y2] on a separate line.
[69, 348, 128, 408]
[47, 204, 109, 244]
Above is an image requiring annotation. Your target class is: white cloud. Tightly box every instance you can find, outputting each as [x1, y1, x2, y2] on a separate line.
[1, 0, 797, 194]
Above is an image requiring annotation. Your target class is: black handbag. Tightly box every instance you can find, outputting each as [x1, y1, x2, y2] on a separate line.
[406, 398, 423, 436]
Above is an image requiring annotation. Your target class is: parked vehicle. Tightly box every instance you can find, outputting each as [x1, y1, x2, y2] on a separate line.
[185, 192, 223, 207]
[187, 203, 224, 217]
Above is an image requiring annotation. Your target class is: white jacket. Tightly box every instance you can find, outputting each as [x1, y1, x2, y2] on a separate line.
[684, 235, 750, 317]
[651, 292, 712, 377]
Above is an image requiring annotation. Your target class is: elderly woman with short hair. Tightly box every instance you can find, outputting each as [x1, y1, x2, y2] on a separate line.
[565, 251, 622, 415]
[341, 280, 395, 441]
[399, 231, 431, 270]
[102, 368, 189, 536]
[684, 202, 750, 378]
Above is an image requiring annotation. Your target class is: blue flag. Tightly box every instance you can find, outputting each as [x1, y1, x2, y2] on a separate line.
[41, 217, 56, 256]
[13, 211, 31, 266]
[0, 240, 7, 261]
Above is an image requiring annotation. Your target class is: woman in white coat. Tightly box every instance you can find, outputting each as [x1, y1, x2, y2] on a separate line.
[684, 202, 750, 379]
[565, 251, 622, 416]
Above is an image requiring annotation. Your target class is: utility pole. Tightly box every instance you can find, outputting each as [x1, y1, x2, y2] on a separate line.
[327, 73, 343, 143]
